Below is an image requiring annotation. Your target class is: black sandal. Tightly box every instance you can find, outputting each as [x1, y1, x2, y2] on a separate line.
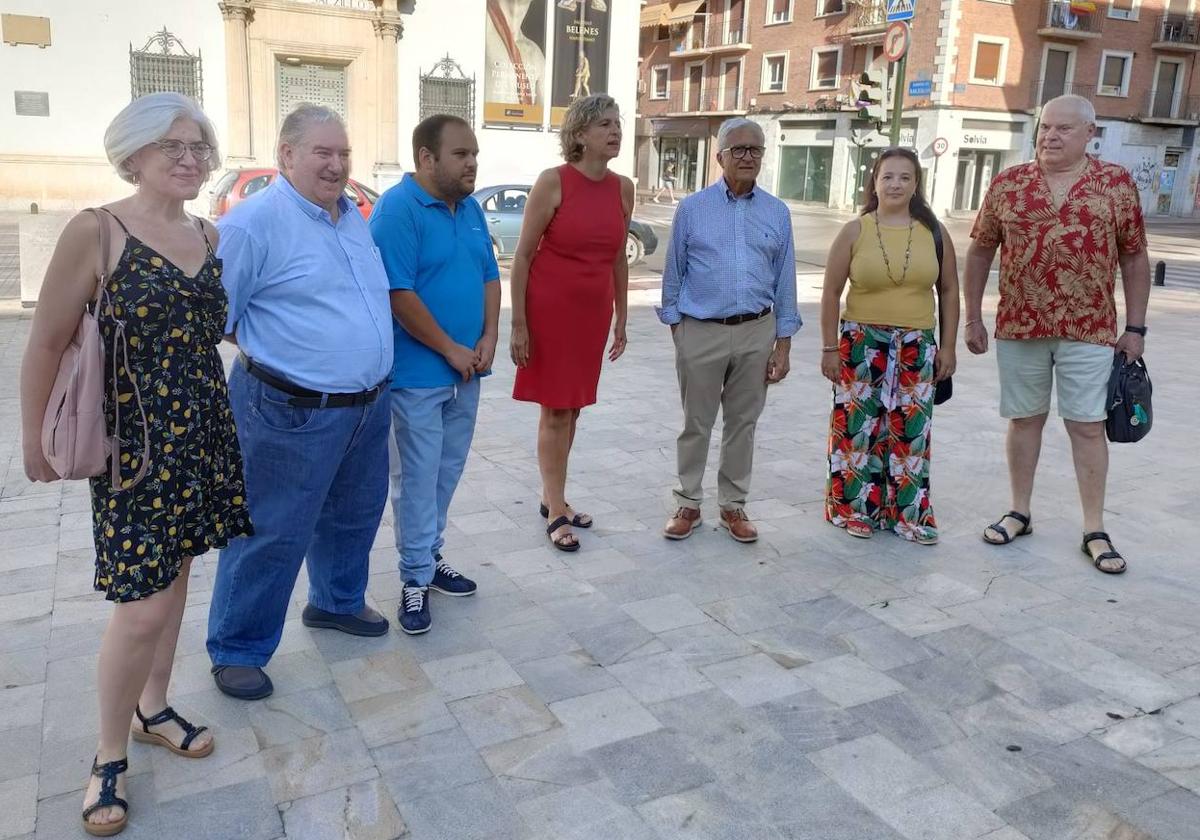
[1081, 531, 1127, 575]
[81, 756, 128, 837]
[539, 502, 593, 528]
[982, 510, 1032, 545]
[131, 705, 213, 758]
[546, 515, 580, 552]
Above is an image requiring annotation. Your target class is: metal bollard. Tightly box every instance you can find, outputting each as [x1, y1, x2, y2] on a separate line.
[1153, 261, 1166, 287]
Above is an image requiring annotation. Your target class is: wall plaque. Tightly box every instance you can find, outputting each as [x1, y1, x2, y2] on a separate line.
[14, 90, 50, 117]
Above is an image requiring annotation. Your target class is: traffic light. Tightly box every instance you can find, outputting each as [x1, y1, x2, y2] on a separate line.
[855, 67, 887, 126]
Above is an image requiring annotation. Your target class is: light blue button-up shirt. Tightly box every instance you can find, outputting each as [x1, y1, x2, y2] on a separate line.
[218, 175, 394, 392]
[658, 179, 801, 339]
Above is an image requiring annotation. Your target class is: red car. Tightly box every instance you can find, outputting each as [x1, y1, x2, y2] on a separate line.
[208, 167, 380, 219]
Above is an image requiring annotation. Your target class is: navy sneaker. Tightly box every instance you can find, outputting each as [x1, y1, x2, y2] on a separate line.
[429, 557, 477, 597]
[398, 582, 431, 635]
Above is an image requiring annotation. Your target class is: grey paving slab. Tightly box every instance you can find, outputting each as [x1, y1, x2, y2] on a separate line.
[447, 684, 558, 748]
[515, 650, 619, 703]
[1024, 736, 1178, 813]
[996, 787, 1154, 840]
[0, 775, 36, 840]
[0, 726, 40, 784]
[1121, 788, 1200, 840]
[1134, 736, 1200, 793]
[794, 653, 906, 708]
[280, 777, 406, 840]
[621, 593, 710, 633]
[569, 619, 667, 666]
[850, 692, 967, 754]
[809, 733, 946, 810]
[399, 778, 528, 840]
[259, 727, 378, 804]
[373, 725, 491, 804]
[607, 650, 714, 705]
[479, 727, 601, 802]
[548, 686, 661, 752]
[517, 781, 660, 840]
[420, 648, 525, 701]
[774, 777, 907, 840]
[657, 619, 757, 667]
[155, 778, 283, 840]
[636, 783, 787, 840]
[920, 735, 1056, 810]
[761, 689, 876, 753]
[699, 653, 809, 707]
[588, 729, 715, 805]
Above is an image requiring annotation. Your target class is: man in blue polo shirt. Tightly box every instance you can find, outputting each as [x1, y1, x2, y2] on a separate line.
[369, 114, 500, 635]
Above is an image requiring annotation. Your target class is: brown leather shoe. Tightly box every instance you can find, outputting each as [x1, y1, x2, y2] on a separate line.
[719, 508, 758, 543]
[663, 506, 702, 540]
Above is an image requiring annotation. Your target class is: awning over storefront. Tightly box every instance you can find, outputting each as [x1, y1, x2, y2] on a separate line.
[640, 3, 669, 27]
[667, 1, 706, 24]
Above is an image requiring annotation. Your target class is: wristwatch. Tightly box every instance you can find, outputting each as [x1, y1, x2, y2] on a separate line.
[1124, 325, 1147, 336]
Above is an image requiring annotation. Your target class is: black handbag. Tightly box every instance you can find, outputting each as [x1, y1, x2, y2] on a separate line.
[1106, 355, 1152, 443]
[931, 222, 952, 405]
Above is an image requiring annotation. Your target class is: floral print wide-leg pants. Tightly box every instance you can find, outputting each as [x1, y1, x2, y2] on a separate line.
[824, 320, 939, 542]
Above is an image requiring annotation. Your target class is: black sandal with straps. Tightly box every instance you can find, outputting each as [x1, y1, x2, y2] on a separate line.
[1081, 531, 1128, 575]
[131, 705, 213, 758]
[546, 515, 581, 552]
[81, 756, 128, 837]
[982, 510, 1033, 545]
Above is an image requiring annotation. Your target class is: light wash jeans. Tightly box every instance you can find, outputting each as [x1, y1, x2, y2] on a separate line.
[207, 362, 390, 668]
[388, 378, 480, 586]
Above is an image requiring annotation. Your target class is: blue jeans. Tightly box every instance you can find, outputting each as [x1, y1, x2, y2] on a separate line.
[207, 362, 390, 668]
[389, 379, 480, 586]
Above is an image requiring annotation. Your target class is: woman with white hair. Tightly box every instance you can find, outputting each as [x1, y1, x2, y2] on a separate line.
[509, 93, 634, 551]
[18, 93, 252, 836]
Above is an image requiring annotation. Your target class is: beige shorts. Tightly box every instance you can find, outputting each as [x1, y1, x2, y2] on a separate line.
[996, 338, 1113, 422]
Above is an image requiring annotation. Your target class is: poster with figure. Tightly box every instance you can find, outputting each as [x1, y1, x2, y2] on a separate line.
[550, 0, 610, 127]
[484, 0, 547, 127]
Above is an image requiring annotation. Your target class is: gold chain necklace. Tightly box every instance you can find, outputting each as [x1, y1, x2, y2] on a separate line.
[1046, 160, 1088, 207]
[873, 212, 913, 286]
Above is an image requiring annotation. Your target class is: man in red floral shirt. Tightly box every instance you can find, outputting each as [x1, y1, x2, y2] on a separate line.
[964, 94, 1150, 575]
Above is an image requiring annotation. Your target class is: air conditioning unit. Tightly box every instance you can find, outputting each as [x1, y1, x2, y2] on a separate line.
[637, 79, 647, 94]
[1098, 84, 1121, 96]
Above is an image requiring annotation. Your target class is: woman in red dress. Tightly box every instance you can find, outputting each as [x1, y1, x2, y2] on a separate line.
[510, 93, 634, 551]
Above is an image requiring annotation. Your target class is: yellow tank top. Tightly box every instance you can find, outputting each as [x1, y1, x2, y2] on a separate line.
[844, 214, 939, 330]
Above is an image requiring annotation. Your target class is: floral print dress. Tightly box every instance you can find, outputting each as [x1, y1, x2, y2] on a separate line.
[824, 321, 938, 542]
[90, 210, 252, 601]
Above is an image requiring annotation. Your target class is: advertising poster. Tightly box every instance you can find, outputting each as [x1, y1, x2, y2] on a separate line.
[484, 0, 547, 127]
[550, 0, 610, 128]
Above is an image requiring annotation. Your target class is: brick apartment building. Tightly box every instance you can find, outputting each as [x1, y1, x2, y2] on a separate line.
[634, 0, 1200, 217]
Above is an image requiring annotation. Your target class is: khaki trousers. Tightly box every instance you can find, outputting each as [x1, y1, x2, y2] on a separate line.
[672, 312, 775, 510]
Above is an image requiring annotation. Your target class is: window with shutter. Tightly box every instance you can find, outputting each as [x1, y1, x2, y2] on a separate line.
[971, 40, 1005, 85]
[130, 29, 203, 104]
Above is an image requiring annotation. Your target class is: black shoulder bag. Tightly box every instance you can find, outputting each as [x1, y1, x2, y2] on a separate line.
[931, 223, 952, 405]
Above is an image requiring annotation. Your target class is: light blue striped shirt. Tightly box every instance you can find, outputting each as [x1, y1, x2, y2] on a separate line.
[218, 175, 394, 392]
[658, 180, 800, 339]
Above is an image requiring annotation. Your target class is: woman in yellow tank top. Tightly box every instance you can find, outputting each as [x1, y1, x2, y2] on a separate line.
[819, 148, 960, 544]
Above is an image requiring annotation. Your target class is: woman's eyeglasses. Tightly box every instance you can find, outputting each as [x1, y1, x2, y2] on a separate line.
[154, 140, 215, 162]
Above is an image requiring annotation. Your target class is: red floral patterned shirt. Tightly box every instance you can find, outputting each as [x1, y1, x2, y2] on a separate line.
[970, 158, 1147, 346]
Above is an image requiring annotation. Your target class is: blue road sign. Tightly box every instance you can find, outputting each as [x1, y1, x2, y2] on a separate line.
[908, 79, 932, 96]
[887, 0, 916, 22]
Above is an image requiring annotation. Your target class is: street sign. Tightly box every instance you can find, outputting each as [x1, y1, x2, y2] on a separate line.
[886, 0, 916, 22]
[884, 21, 911, 62]
[908, 79, 932, 97]
[932, 137, 949, 157]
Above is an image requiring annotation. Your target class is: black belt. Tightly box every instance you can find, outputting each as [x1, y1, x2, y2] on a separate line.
[241, 355, 387, 408]
[701, 307, 772, 326]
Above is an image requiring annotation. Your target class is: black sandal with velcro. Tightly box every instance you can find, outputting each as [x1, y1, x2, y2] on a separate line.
[982, 510, 1032, 545]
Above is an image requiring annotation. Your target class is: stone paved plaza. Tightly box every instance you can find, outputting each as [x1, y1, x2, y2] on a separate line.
[2, 267, 1200, 840]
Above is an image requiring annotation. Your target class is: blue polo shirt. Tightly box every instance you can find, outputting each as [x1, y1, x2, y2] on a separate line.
[369, 174, 500, 389]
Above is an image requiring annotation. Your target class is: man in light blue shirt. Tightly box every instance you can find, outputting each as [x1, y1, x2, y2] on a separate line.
[369, 115, 500, 635]
[207, 106, 395, 700]
[659, 117, 800, 544]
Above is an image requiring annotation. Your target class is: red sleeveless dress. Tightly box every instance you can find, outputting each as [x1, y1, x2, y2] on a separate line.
[513, 164, 625, 409]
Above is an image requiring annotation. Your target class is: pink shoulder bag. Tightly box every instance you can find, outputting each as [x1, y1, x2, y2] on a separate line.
[41, 208, 150, 489]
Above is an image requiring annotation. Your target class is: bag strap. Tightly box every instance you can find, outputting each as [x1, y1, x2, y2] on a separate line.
[85, 208, 151, 491]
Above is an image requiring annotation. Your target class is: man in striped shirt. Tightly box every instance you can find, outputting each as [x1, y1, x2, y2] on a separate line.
[658, 118, 800, 544]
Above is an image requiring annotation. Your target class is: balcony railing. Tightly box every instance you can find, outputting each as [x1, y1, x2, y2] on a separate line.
[849, 1, 887, 32]
[1030, 80, 1098, 108]
[1154, 14, 1200, 48]
[1142, 91, 1200, 122]
[666, 90, 745, 114]
[1039, 0, 1104, 37]
[670, 18, 748, 54]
